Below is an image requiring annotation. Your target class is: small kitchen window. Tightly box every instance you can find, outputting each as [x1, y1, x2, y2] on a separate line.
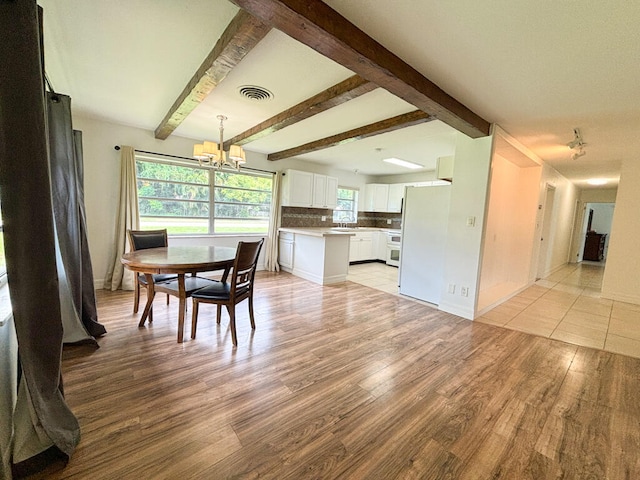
[333, 187, 358, 224]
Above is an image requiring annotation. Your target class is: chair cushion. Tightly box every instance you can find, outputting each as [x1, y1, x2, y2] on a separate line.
[155, 276, 219, 296]
[191, 281, 232, 300]
[192, 283, 252, 301]
[138, 273, 178, 285]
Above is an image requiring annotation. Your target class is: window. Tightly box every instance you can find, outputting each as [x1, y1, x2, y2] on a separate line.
[213, 171, 272, 234]
[333, 187, 358, 223]
[136, 158, 272, 235]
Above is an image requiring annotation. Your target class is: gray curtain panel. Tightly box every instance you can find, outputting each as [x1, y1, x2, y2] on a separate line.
[74, 131, 103, 337]
[47, 93, 105, 339]
[0, 0, 82, 475]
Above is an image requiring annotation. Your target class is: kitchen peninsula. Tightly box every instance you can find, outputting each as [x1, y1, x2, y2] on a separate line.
[278, 227, 354, 285]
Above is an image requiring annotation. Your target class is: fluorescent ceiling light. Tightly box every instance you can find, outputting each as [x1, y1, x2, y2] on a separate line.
[382, 157, 423, 169]
[587, 178, 607, 186]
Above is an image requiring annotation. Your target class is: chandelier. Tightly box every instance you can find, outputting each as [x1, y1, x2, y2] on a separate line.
[193, 115, 246, 169]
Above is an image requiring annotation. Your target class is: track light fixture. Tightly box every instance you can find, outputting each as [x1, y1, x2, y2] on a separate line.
[571, 148, 586, 160]
[567, 128, 586, 160]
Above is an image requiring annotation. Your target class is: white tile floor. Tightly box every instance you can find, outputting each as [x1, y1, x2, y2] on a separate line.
[346, 262, 401, 296]
[347, 261, 640, 359]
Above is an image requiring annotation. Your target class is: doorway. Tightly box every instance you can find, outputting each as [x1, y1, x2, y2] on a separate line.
[578, 202, 615, 262]
[537, 184, 556, 279]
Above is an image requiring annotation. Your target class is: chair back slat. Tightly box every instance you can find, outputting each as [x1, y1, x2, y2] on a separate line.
[128, 229, 169, 251]
[190, 238, 264, 346]
[231, 239, 264, 294]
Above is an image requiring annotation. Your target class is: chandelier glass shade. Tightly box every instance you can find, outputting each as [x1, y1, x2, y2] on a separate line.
[193, 115, 246, 169]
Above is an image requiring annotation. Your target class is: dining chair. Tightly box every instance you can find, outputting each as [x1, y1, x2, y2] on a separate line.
[190, 239, 264, 346]
[127, 229, 177, 320]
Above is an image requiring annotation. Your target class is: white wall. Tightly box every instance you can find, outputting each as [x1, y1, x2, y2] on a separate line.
[74, 114, 372, 287]
[373, 171, 439, 184]
[534, 164, 578, 278]
[602, 158, 640, 304]
[580, 188, 618, 204]
[477, 153, 541, 311]
[438, 133, 493, 319]
[588, 203, 615, 234]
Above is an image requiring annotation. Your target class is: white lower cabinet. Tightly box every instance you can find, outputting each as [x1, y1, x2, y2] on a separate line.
[373, 231, 388, 261]
[349, 232, 374, 262]
[278, 229, 351, 284]
[278, 232, 294, 269]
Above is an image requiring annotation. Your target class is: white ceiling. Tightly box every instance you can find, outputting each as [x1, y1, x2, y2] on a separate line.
[38, 0, 640, 187]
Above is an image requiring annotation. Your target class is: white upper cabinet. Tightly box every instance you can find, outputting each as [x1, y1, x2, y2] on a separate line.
[324, 175, 338, 209]
[281, 170, 314, 207]
[387, 183, 405, 212]
[312, 173, 337, 209]
[363, 184, 389, 212]
[436, 155, 454, 182]
[281, 169, 338, 208]
[312, 174, 327, 208]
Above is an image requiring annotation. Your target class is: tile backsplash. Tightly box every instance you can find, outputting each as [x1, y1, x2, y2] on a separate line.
[281, 207, 401, 230]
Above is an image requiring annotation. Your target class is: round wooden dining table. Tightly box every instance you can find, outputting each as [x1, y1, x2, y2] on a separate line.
[121, 245, 237, 343]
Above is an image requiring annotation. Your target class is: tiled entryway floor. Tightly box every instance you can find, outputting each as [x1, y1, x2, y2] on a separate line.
[346, 262, 401, 295]
[476, 262, 640, 359]
[348, 261, 640, 359]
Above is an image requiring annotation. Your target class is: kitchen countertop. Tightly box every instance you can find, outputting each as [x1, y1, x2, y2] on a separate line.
[279, 227, 401, 237]
[278, 227, 356, 237]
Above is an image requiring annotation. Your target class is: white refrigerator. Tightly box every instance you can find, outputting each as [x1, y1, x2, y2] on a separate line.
[399, 185, 451, 304]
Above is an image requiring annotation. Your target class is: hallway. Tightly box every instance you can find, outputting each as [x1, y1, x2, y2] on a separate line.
[476, 262, 640, 359]
[347, 262, 640, 359]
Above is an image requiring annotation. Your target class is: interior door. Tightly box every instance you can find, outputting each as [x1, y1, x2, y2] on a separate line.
[536, 185, 555, 279]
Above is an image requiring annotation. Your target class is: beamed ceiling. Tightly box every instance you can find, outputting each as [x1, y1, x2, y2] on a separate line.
[39, 0, 640, 186]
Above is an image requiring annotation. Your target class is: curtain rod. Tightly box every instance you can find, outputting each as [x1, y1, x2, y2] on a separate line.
[113, 145, 276, 175]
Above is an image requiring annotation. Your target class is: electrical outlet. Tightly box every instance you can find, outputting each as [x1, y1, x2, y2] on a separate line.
[461, 287, 469, 297]
[448, 284, 456, 294]
[321, 216, 327, 221]
[387, 219, 392, 225]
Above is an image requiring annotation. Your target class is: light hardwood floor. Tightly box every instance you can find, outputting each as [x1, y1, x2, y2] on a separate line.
[348, 261, 640, 359]
[40, 270, 640, 479]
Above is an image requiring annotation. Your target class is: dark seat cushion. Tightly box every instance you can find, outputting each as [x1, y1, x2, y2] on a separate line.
[191, 281, 231, 300]
[156, 276, 218, 296]
[191, 282, 251, 300]
[138, 273, 178, 285]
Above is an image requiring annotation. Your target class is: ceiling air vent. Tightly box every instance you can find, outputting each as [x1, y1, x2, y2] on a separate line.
[238, 85, 273, 102]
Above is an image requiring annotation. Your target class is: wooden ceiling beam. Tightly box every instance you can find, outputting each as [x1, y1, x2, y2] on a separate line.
[154, 10, 270, 140]
[224, 75, 376, 148]
[228, 0, 490, 138]
[267, 110, 432, 161]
